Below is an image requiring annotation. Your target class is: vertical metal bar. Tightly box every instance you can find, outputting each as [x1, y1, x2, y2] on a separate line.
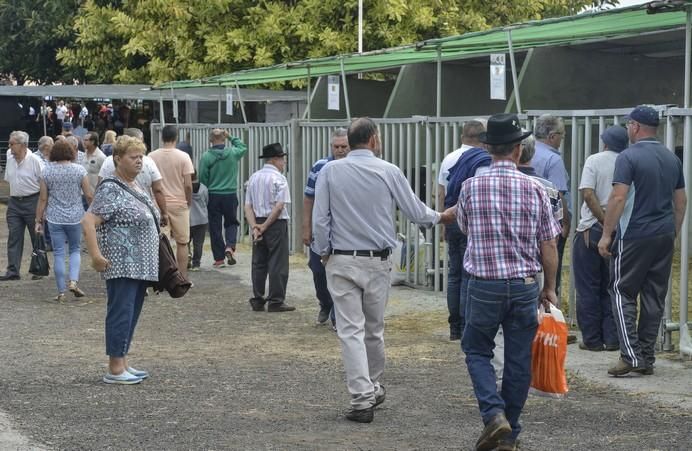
[235, 81, 247, 124]
[406, 123, 414, 284]
[598, 116, 606, 152]
[217, 86, 222, 124]
[663, 114, 676, 351]
[159, 94, 166, 126]
[506, 29, 522, 113]
[340, 59, 351, 120]
[679, 114, 692, 356]
[425, 121, 433, 288]
[685, 7, 691, 109]
[568, 116, 579, 322]
[436, 46, 442, 118]
[414, 122, 421, 285]
[307, 66, 311, 121]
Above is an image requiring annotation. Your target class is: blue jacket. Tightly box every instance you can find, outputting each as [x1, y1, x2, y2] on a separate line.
[444, 147, 491, 208]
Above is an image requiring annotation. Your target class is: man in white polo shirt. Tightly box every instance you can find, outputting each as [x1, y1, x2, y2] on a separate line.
[2, 131, 43, 280]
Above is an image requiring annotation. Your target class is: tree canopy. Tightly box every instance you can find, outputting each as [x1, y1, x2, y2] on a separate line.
[4, 0, 616, 86]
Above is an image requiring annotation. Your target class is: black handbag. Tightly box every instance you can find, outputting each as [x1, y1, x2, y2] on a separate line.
[29, 233, 50, 277]
[99, 179, 192, 298]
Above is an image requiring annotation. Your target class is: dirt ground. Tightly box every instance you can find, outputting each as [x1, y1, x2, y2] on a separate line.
[0, 205, 691, 450]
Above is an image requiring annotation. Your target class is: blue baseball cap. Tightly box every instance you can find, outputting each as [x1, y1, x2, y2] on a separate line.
[600, 125, 628, 153]
[62, 122, 73, 131]
[626, 105, 659, 127]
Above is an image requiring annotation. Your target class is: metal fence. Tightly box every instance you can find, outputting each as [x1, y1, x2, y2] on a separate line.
[152, 106, 692, 357]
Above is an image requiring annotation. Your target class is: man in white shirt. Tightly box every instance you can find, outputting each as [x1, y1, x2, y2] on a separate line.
[2, 131, 43, 280]
[244, 143, 294, 313]
[81, 132, 106, 192]
[97, 129, 168, 226]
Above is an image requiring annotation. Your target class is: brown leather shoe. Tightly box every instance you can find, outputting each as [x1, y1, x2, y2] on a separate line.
[607, 358, 645, 376]
[345, 406, 373, 423]
[476, 413, 511, 451]
[579, 342, 603, 352]
[267, 303, 296, 312]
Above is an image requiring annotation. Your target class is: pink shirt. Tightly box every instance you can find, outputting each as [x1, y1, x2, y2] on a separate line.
[148, 147, 194, 208]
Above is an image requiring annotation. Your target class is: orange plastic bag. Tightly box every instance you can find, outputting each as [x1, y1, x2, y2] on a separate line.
[530, 303, 569, 398]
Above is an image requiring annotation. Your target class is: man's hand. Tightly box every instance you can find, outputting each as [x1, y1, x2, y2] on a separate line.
[439, 206, 457, 225]
[91, 254, 110, 272]
[539, 288, 558, 310]
[561, 220, 570, 238]
[598, 234, 613, 257]
[34, 221, 43, 234]
[159, 213, 168, 228]
[223, 130, 230, 139]
[321, 254, 330, 265]
[252, 225, 263, 242]
[302, 228, 311, 246]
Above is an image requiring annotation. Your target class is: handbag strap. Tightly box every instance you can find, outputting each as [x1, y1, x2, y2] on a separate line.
[99, 178, 161, 234]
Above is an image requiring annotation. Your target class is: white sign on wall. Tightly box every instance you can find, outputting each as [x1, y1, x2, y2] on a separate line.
[490, 54, 506, 101]
[226, 88, 234, 115]
[327, 75, 340, 111]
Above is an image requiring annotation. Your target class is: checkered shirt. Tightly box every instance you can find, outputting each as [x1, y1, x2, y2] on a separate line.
[457, 160, 561, 279]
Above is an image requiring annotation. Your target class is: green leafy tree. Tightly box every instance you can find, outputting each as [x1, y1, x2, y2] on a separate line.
[58, 0, 618, 85]
[0, 0, 82, 84]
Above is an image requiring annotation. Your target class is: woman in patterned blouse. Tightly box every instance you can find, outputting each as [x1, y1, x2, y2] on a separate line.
[82, 136, 160, 385]
[35, 140, 93, 302]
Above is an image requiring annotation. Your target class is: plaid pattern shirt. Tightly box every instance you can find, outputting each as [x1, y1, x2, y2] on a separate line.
[457, 160, 561, 279]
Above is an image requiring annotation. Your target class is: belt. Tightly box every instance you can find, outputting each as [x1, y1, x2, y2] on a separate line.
[10, 192, 39, 201]
[470, 275, 536, 284]
[332, 249, 391, 260]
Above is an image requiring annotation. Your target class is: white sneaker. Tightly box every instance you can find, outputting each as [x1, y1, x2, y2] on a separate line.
[103, 370, 142, 385]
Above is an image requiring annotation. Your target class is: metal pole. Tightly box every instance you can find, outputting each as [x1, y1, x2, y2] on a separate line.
[358, 0, 363, 53]
[235, 80, 247, 124]
[159, 93, 165, 126]
[436, 46, 442, 117]
[340, 58, 351, 120]
[685, 7, 691, 109]
[307, 65, 311, 121]
[505, 48, 534, 114]
[506, 29, 522, 113]
[217, 86, 222, 124]
[42, 100, 47, 136]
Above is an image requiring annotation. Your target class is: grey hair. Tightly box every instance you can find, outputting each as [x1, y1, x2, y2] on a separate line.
[519, 134, 536, 164]
[66, 135, 79, 149]
[38, 136, 54, 149]
[9, 130, 29, 145]
[331, 127, 348, 141]
[534, 114, 564, 140]
[123, 127, 144, 141]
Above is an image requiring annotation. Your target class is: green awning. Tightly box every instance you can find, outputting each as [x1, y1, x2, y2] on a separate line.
[156, 4, 687, 89]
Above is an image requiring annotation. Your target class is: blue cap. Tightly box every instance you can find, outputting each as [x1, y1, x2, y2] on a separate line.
[62, 122, 73, 131]
[626, 105, 659, 127]
[600, 125, 628, 153]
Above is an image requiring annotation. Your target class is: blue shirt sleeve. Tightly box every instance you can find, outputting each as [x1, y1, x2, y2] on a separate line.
[612, 152, 634, 186]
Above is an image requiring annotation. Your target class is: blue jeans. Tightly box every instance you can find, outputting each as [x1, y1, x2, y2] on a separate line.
[308, 249, 335, 321]
[47, 222, 82, 294]
[462, 277, 539, 441]
[105, 278, 147, 357]
[446, 223, 469, 336]
[208, 193, 239, 261]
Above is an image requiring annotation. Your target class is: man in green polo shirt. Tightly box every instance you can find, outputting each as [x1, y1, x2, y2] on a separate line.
[198, 128, 248, 268]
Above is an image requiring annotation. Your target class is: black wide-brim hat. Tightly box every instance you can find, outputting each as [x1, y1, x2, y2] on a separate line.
[259, 142, 287, 159]
[479, 113, 532, 145]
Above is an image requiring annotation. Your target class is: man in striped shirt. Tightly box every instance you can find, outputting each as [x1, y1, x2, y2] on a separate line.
[458, 113, 560, 451]
[302, 128, 350, 327]
[244, 143, 294, 313]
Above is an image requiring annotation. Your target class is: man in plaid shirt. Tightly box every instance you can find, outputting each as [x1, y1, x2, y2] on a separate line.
[457, 113, 561, 451]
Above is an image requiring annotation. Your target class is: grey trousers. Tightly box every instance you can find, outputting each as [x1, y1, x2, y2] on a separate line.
[326, 254, 390, 410]
[609, 233, 675, 368]
[5, 195, 39, 276]
[251, 219, 289, 305]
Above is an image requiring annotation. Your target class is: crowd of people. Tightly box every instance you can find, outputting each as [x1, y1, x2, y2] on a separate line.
[1, 104, 685, 450]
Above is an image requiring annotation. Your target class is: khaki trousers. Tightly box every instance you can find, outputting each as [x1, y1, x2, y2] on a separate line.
[326, 254, 391, 409]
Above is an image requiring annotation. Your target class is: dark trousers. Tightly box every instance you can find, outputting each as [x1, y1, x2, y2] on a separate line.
[207, 193, 239, 261]
[556, 233, 567, 299]
[446, 222, 469, 336]
[5, 195, 39, 276]
[572, 224, 618, 348]
[251, 219, 289, 305]
[189, 224, 207, 267]
[609, 233, 675, 368]
[308, 249, 334, 318]
[105, 278, 147, 357]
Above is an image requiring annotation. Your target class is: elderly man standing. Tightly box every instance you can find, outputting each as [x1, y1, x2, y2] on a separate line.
[573, 126, 628, 352]
[598, 106, 686, 376]
[302, 128, 350, 327]
[34, 136, 54, 168]
[459, 114, 560, 450]
[244, 143, 294, 313]
[1, 131, 43, 280]
[198, 129, 247, 268]
[81, 131, 106, 193]
[313, 118, 455, 423]
[532, 115, 571, 298]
